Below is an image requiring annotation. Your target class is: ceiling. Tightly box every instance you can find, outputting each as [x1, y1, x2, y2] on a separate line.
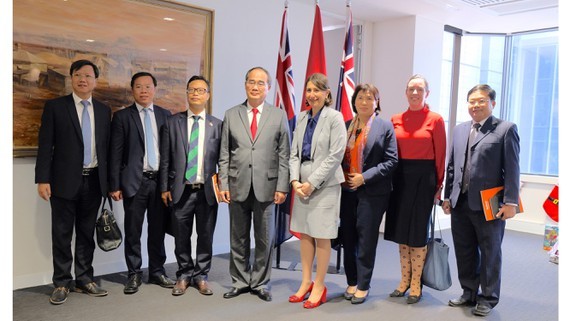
[296, 0, 558, 33]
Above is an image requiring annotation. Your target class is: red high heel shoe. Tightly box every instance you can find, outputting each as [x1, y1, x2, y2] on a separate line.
[303, 287, 327, 309]
[289, 282, 314, 303]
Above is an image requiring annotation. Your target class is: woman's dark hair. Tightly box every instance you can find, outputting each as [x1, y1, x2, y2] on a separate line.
[351, 83, 381, 113]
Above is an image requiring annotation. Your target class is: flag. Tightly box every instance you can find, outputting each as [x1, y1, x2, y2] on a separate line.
[335, 5, 355, 122]
[302, 3, 327, 111]
[274, 4, 298, 245]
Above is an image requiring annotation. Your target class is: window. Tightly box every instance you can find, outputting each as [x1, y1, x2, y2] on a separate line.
[441, 27, 558, 176]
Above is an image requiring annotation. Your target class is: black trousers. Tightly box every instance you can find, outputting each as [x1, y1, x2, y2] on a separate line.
[340, 190, 389, 291]
[50, 173, 102, 288]
[172, 185, 218, 281]
[451, 192, 505, 308]
[122, 176, 167, 278]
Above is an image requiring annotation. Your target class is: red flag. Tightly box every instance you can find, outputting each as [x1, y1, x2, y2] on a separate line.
[302, 4, 327, 111]
[274, 5, 299, 242]
[335, 5, 355, 122]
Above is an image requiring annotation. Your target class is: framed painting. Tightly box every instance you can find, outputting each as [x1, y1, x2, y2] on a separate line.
[13, 0, 214, 157]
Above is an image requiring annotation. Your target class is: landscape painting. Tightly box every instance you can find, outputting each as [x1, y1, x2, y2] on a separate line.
[13, 0, 213, 156]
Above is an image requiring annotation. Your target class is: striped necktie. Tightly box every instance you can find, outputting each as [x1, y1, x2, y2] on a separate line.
[185, 115, 200, 183]
[80, 100, 92, 166]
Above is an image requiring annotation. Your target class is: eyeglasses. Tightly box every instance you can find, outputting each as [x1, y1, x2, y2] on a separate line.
[468, 99, 489, 106]
[187, 88, 208, 95]
[246, 80, 267, 88]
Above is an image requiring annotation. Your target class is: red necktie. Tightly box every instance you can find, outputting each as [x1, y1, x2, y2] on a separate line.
[250, 108, 258, 138]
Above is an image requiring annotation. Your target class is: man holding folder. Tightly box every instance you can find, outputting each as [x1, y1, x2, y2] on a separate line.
[442, 84, 520, 317]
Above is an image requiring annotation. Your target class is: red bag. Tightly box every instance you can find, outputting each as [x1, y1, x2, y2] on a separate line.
[543, 185, 558, 222]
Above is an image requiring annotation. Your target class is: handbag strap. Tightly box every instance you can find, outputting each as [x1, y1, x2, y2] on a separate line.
[101, 196, 113, 211]
[429, 205, 443, 241]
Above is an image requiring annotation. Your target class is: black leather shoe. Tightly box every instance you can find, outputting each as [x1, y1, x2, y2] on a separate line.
[407, 294, 422, 304]
[49, 287, 69, 305]
[149, 274, 175, 288]
[389, 287, 409, 297]
[223, 287, 250, 299]
[124, 274, 142, 294]
[472, 303, 492, 316]
[75, 282, 108, 297]
[449, 297, 476, 307]
[251, 288, 272, 302]
[351, 291, 369, 304]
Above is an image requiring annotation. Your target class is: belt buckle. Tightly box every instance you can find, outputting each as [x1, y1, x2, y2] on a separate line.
[190, 183, 201, 189]
[82, 168, 91, 176]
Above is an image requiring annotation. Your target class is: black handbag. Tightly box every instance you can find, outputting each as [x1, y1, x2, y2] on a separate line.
[96, 197, 122, 251]
[422, 205, 452, 291]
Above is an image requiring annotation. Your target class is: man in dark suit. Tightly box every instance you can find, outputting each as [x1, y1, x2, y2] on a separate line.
[109, 72, 175, 294]
[442, 84, 520, 317]
[36, 60, 111, 304]
[159, 75, 222, 296]
[218, 67, 290, 302]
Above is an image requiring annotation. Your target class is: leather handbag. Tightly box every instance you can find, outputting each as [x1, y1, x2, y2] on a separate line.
[96, 197, 122, 251]
[422, 205, 452, 291]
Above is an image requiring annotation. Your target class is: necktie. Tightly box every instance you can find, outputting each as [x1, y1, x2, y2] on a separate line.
[185, 115, 200, 183]
[80, 100, 92, 166]
[461, 123, 481, 193]
[250, 108, 259, 138]
[143, 108, 157, 170]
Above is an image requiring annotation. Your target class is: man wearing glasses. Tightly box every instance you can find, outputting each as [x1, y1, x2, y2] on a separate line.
[159, 75, 222, 296]
[36, 60, 111, 304]
[442, 84, 520, 317]
[218, 67, 290, 302]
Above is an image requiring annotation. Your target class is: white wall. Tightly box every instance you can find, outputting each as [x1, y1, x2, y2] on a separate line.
[13, 0, 557, 290]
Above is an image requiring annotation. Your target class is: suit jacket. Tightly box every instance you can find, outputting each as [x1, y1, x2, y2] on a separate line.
[444, 115, 520, 210]
[218, 101, 290, 203]
[159, 111, 222, 206]
[109, 104, 171, 198]
[35, 94, 111, 199]
[289, 107, 346, 189]
[350, 116, 399, 196]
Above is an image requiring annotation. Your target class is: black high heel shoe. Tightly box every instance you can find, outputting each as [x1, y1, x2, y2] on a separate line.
[389, 286, 409, 297]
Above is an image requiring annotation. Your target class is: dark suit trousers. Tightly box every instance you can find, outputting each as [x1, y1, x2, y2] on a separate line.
[340, 190, 389, 291]
[122, 176, 167, 277]
[50, 172, 102, 288]
[172, 185, 218, 281]
[228, 188, 275, 290]
[451, 192, 505, 308]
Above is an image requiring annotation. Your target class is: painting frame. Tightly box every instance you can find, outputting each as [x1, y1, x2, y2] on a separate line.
[13, 0, 214, 157]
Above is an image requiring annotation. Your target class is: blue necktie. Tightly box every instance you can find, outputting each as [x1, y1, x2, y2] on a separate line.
[80, 100, 92, 166]
[185, 115, 200, 183]
[143, 108, 157, 170]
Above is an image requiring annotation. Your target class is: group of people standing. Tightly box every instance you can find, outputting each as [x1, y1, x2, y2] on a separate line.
[35, 59, 519, 318]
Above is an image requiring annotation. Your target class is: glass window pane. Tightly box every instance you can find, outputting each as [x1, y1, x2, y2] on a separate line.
[505, 29, 558, 176]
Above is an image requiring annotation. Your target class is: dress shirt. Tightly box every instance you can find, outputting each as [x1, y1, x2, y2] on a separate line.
[72, 92, 97, 168]
[187, 109, 206, 184]
[301, 108, 322, 162]
[136, 103, 160, 171]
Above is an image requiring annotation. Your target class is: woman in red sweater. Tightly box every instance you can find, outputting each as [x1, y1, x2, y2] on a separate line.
[384, 75, 446, 304]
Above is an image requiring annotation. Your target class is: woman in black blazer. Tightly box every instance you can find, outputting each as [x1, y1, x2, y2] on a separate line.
[339, 83, 398, 304]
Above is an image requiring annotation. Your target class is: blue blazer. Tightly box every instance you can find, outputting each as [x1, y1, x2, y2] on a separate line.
[444, 115, 520, 210]
[350, 116, 399, 196]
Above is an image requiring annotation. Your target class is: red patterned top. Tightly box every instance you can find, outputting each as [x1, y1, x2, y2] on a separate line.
[391, 105, 447, 187]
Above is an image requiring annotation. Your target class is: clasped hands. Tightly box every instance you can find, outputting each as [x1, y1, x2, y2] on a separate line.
[292, 180, 315, 200]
